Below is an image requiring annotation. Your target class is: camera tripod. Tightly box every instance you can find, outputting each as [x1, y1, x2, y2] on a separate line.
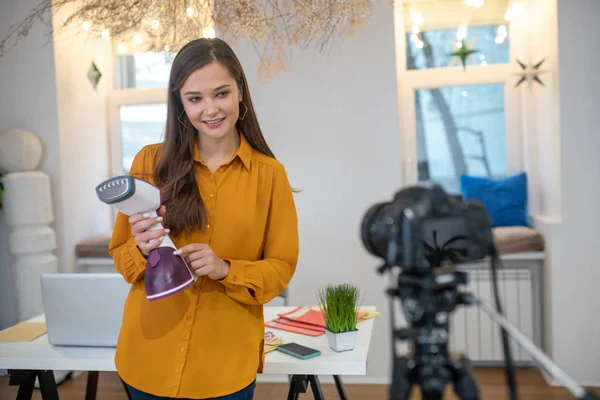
[391, 349, 479, 400]
[384, 264, 481, 400]
[381, 261, 600, 400]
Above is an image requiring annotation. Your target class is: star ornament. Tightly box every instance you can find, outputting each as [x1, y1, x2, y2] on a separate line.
[448, 38, 480, 71]
[87, 61, 102, 90]
[512, 58, 550, 87]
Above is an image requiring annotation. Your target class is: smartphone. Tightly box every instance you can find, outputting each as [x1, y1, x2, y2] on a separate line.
[276, 342, 321, 360]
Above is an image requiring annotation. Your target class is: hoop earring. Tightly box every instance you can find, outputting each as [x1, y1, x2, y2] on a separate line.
[178, 110, 191, 129]
[239, 102, 248, 121]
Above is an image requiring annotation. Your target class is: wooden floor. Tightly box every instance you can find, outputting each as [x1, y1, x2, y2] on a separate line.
[1, 367, 598, 399]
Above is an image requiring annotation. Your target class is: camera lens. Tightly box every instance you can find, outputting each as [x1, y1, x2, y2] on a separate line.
[360, 202, 393, 260]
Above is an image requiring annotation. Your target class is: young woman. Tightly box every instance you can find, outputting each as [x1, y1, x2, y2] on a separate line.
[108, 38, 299, 400]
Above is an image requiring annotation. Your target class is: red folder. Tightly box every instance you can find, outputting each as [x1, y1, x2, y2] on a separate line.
[277, 307, 326, 328]
[264, 319, 325, 336]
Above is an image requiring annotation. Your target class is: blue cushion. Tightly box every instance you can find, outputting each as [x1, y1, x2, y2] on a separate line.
[459, 172, 529, 227]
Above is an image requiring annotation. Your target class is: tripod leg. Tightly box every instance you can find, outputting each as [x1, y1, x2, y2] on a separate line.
[452, 356, 480, 400]
[390, 356, 414, 400]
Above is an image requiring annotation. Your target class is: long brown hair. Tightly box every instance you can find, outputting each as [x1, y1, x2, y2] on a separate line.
[154, 38, 276, 236]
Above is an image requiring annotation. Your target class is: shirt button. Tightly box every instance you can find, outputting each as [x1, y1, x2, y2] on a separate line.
[180, 346, 185, 352]
[219, 167, 224, 172]
[209, 193, 215, 198]
[232, 275, 237, 282]
[186, 315, 192, 320]
[206, 224, 210, 229]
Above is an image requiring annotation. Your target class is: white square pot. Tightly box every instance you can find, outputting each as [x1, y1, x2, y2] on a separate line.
[325, 329, 358, 352]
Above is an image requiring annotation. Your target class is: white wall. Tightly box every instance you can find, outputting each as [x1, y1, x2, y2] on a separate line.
[528, 0, 600, 387]
[547, 0, 600, 386]
[234, 0, 402, 383]
[51, 4, 113, 274]
[0, 0, 113, 330]
[0, 0, 62, 330]
[523, 0, 562, 364]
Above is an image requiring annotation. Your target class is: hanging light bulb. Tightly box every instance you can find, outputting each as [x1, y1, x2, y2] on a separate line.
[82, 21, 91, 31]
[464, 0, 484, 7]
[134, 33, 143, 44]
[495, 24, 507, 43]
[186, 7, 194, 17]
[101, 29, 109, 39]
[456, 21, 468, 40]
[118, 42, 126, 54]
[164, 45, 170, 52]
[410, 7, 423, 25]
[511, 1, 524, 13]
[202, 27, 216, 38]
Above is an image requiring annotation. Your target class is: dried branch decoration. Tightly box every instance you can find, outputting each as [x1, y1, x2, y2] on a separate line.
[0, 0, 378, 80]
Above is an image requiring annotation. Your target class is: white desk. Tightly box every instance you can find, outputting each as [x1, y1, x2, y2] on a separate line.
[0, 306, 377, 400]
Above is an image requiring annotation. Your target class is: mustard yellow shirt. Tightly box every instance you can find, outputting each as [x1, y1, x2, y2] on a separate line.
[108, 134, 299, 398]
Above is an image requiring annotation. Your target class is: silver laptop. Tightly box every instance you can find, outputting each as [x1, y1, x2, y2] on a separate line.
[40, 273, 130, 347]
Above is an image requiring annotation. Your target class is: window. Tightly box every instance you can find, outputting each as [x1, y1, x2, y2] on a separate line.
[107, 87, 167, 178]
[116, 52, 174, 90]
[415, 83, 507, 194]
[107, 38, 172, 177]
[119, 103, 168, 173]
[396, 0, 524, 194]
[407, 24, 510, 70]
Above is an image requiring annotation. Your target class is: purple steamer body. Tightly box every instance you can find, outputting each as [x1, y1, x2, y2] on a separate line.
[145, 247, 194, 301]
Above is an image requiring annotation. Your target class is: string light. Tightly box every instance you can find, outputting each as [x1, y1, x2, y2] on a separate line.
[202, 27, 216, 38]
[495, 25, 507, 44]
[511, 1, 524, 13]
[456, 22, 468, 40]
[118, 42, 126, 54]
[410, 8, 423, 25]
[464, 0, 484, 7]
[1, 0, 380, 80]
[134, 33, 143, 44]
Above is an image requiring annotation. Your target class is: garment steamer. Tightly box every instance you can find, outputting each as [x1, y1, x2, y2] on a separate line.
[96, 176, 195, 300]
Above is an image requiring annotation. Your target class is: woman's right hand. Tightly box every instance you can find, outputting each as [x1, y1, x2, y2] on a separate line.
[129, 205, 169, 256]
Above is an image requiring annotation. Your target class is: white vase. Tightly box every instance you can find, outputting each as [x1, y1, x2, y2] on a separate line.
[325, 329, 358, 352]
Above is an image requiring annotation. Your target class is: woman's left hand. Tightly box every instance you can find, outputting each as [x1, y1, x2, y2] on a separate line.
[174, 243, 230, 280]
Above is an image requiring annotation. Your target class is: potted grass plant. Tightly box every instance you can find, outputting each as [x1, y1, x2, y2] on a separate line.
[317, 283, 361, 352]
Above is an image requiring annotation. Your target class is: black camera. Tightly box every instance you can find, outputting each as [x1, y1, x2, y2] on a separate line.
[361, 184, 495, 273]
[361, 184, 600, 400]
[360, 184, 498, 400]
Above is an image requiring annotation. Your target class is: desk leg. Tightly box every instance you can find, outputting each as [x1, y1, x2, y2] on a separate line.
[86, 372, 99, 400]
[307, 375, 325, 400]
[287, 375, 307, 400]
[287, 375, 325, 400]
[37, 370, 60, 400]
[8, 369, 60, 400]
[333, 375, 348, 400]
[9, 370, 35, 400]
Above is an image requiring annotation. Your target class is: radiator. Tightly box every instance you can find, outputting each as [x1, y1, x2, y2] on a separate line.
[449, 256, 544, 366]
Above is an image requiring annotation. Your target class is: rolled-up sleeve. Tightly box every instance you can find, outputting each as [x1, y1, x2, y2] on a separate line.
[220, 165, 299, 305]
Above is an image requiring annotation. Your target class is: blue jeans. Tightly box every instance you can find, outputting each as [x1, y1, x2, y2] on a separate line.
[126, 380, 256, 400]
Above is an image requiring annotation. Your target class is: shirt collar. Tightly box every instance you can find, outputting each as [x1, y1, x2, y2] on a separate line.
[193, 132, 252, 171]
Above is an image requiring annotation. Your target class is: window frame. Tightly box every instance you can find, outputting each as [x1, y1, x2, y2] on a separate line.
[393, 2, 524, 190]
